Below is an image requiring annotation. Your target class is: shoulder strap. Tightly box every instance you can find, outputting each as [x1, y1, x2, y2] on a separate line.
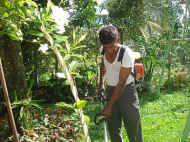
[117, 47, 125, 64]
[118, 47, 136, 80]
[101, 48, 105, 55]
[101, 46, 126, 64]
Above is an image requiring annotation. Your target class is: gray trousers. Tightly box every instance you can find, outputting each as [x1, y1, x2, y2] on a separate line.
[106, 83, 143, 142]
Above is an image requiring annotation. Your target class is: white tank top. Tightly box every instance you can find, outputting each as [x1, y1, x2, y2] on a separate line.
[102, 45, 135, 86]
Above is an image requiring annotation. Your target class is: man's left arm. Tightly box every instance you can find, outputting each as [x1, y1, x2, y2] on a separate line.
[101, 67, 132, 117]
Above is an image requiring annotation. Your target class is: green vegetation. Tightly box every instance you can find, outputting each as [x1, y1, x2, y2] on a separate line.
[0, 0, 189, 141]
[85, 91, 190, 142]
[141, 91, 190, 142]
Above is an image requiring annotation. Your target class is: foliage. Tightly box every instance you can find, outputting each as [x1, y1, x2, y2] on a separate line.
[135, 0, 190, 93]
[12, 81, 42, 129]
[20, 1, 98, 99]
[63, 27, 99, 97]
[56, 100, 87, 110]
[137, 36, 163, 93]
[0, 0, 37, 41]
[85, 91, 190, 142]
[17, 106, 84, 142]
[107, 0, 145, 40]
[70, 0, 97, 27]
[0, 0, 189, 141]
[31, 3, 92, 140]
[12, 99, 41, 129]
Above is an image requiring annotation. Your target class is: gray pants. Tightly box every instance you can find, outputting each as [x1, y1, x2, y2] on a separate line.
[106, 83, 143, 142]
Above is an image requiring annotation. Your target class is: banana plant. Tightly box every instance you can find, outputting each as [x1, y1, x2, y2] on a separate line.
[138, 21, 164, 93]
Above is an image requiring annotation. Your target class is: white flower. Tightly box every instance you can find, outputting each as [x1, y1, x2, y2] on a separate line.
[96, 0, 106, 5]
[51, 6, 70, 34]
[55, 72, 66, 79]
[39, 43, 49, 53]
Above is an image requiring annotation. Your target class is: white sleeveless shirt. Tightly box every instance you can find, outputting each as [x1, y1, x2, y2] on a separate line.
[102, 45, 135, 86]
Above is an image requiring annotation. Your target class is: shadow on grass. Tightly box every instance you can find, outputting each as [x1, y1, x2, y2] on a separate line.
[139, 87, 190, 106]
[139, 93, 161, 106]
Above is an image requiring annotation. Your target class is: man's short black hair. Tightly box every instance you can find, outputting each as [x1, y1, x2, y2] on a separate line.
[99, 24, 119, 44]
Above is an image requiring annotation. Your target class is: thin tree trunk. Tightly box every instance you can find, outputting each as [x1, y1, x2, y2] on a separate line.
[52, 48, 91, 142]
[167, 50, 172, 89]
[0, 59, 20, 142]
[0, 37, 27, 132]
[41, 25, 91, 142]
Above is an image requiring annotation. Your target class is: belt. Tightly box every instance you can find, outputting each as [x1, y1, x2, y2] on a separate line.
[107, 82, 134, 88]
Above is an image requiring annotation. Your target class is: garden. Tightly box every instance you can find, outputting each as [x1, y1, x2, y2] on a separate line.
[0, 0, 190, 142]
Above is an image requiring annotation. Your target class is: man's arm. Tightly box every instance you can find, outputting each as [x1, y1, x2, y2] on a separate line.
[101, 67, 131, 117]
[97, 63, 106, 95]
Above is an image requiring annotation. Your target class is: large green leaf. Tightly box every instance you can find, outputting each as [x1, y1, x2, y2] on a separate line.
[74, 100, 87, 109]
[69, 61, 81, 71]
[55, 35, 68, 43]
[148, 21, 163, 33]
[29, 30, 44, 37]
[6, 30, 23, 41]
[84, 115, 91, 124]
[56, 102, 75, 111]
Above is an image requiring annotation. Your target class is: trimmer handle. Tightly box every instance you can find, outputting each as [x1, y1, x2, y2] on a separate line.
[97, 88, 106, 104]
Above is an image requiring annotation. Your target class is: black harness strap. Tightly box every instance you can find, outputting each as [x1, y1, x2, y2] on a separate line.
[118, 47, 136, 79]
[117, 47, 125, 64]
[101, 46, 136, 80]
[101, 47, 126, 64]
[101, 48, 105, 55]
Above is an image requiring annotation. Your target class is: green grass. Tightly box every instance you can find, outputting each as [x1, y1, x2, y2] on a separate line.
[84, 91, 190, 142]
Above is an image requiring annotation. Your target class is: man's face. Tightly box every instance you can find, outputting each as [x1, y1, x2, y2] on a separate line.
[102, 42, 117, 54]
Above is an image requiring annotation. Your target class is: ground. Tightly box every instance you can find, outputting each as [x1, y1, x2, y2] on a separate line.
[85, 90, 190, 142]
[0, 90, 189, 142]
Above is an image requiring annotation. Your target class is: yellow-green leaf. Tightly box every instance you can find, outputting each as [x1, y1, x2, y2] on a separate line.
[74, 100, 87, 109]
[84, 115, 91, 124]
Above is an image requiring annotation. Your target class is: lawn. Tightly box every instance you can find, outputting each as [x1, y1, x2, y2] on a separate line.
[85, 91, 190, 142]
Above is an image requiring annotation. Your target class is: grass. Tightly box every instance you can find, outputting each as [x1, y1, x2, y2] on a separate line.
[84, 91, 190, 142]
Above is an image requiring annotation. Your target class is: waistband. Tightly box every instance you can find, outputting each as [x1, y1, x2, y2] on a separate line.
[126, 82, 135, 87]
[107, 82, 135, 88]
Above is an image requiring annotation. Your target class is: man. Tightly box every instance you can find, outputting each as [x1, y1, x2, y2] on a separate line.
[98, 24, 143, 142]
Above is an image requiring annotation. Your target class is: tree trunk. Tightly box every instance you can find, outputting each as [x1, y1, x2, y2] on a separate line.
[41, 24, 91, 142]
[52, 47, 91, 142]
[167, 50, 172, 89]
[0, 37, 27, 99]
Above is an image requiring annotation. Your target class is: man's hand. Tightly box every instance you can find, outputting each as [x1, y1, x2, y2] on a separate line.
[101, 67, 131, 118]
[101, 105, 112, 118]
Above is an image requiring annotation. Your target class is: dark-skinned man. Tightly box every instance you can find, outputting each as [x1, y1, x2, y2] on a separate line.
[98, 24, 143, 142]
